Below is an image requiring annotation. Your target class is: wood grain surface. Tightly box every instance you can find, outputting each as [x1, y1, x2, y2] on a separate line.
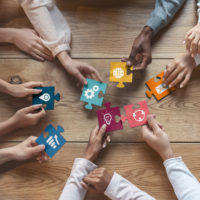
[0, 0, 200, 200]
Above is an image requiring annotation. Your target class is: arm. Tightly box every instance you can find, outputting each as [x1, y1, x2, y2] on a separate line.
[104, 172, 155, 200]
[164, 157, 200, 200]
[142, 115, 200, 200]
[0, 136, 46, 165]
[59, 124, 110, 200]
[146, 0, 186, 35]
[59, 158, 97, 200]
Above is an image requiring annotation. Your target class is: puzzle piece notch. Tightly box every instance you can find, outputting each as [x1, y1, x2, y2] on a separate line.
[97, 102, 123, 132]
[80, 78, 108, 110]
[145, 72, 176, 101]
[121, 101, 149, 128]
[36, 124, 66, 158]
[32, 86, 60, 110]
[109, 62, 133, 88]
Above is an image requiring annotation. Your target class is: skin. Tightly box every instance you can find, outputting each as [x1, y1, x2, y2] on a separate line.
[185, 23, 200, 57]
[57, 51, 103, 87]
[0, 28, 53, 61]
[163, 53, 196, 88]
[0, 136, 48, 165]
[122, 26, 153, 70]
[142, 115, 174, 161]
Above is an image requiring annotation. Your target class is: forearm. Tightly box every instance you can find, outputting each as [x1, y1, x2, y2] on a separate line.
[59, 158, 97, 200]
[0, 147, 15, 165]
[146, 0, 186, 35]
[0, 28, 16, 43]
[0, 117, 17, 136]
[104, 173, 156, 200]
[164, 157, 200, 200]
[19, 0, 71, 57]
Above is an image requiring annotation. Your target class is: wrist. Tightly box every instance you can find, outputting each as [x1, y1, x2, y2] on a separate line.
[160, 148, 174, 161]
[0, 28, 16, 44]
[0, 79, 12, 95]
[84, 152, 97, 163]
[57, 51, 72, 70]
[0, 147, 16, 164]
[142, 26, 153, 40]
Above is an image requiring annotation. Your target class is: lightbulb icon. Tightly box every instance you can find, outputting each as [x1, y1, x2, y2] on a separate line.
[104, 113, 112, 125]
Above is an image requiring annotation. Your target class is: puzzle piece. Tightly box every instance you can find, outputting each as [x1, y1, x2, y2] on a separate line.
[97, 102, 123, 132]
[32, 86, 60, 110]
[121, 100, 149, 128]
[80, 78, 107, 110]
[145, 72, 176, 101]
[36, 124, 66, 158]
[109, 62, 133, 88]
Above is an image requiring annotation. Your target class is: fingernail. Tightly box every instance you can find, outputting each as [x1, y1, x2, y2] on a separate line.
[183, 40, 185, 44]
[102, 124, 106, 129]
[40, 144, 45, 149]
[180, 84, 183, 88]
[102, 143, 107, 148]
[34, 104, 42, 107]
[107, 136, 111, 142]
[169, 84, 172, 88]
[162, 83, 167, 88]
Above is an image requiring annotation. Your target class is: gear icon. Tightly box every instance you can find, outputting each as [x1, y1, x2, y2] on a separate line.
[133, 110, 145, 122]
[85, 89, 95, 99]
[93, 85, 99, 92]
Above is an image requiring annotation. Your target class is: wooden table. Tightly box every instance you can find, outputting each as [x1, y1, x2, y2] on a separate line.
[0, 0, 200, 199]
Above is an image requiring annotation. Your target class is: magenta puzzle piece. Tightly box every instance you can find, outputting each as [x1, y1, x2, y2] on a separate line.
[121, 100, 149, 128]
[97, 102, 123, 132]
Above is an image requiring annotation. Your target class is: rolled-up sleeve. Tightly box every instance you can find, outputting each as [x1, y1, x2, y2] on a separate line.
[19, 0, 71, 57]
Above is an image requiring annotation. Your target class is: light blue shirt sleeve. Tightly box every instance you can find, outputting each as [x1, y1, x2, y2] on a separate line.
[146, 0, 186, 35]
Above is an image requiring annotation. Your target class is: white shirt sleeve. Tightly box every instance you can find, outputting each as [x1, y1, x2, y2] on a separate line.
[59, 158, 97, 200]
[164, 157, 200, 200]
[104, 172, 156, 200]
[19, 0, 71, 57]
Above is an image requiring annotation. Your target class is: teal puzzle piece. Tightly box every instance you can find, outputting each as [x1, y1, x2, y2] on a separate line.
[80, 79, 107, 110]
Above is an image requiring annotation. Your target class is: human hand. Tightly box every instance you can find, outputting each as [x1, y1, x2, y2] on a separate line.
[7, 81, 43, 99]
[184, 24, 200, 57]
[11, 136, 48, 162]
[163, 53, 196, 88]
[142, 115, 174, 161]
[10, 104, 46, 130]
[84, 124, 110, 162]
[57, 52, 103, 86]
[122, 26, 153, 70]
[12, 28, 53, 61]
[81, 168, 112, 193]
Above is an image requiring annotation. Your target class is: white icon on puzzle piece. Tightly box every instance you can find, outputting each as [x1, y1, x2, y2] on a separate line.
[39, 93, 51, 102]
[46, 135, 60, 149]
[104, 113, 112, 125]
[113, 68, 124, 79]
[155, 84, 168, 94]
[133, 110, 145, 122]
[84, 85, 99, 99]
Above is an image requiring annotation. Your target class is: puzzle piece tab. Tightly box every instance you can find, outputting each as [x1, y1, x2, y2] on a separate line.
[97, 102, 123, 132]
[109, 62, 133, 88]
[36, 124, 66, 158]
[80, 78, 107, 110]
[145, 72, 176, 101]
[121, 100, 149, 128]
[32, 86, 60, 110]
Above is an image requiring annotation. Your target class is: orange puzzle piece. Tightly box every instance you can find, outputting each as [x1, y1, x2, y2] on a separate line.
[109, 62, 133, 88]
[145, 72, 176, 101]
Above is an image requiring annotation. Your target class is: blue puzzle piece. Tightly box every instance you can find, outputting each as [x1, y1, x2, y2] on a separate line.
[36, 124, 66, 158]
[32, 86, 60, 110]
[80, 78, 107, 110]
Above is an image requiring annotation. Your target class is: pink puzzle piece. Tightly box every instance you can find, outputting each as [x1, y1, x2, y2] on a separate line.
[97, 102, 123, 132]
[121, 101, 149, 128]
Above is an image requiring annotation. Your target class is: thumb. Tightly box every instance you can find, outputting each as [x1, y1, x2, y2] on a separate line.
[127, 47, 137, 66]
[27, 88, 42, 95]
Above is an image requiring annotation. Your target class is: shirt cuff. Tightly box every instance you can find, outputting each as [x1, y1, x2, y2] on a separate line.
[146, 16, 164, 36]
[104, 172, 120, 199]
[73, 158, 97, 171]
[163, 156, 183, 169]
[19, 0, 54, 9]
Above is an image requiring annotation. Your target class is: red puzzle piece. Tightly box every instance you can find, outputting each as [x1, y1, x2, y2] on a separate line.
[121, 101, 149, 128]
[97, 102, 123, 132]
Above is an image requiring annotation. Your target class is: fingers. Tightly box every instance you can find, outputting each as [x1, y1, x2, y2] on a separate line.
[102, 135, 111, 149]
[30, 52, 45, 62]
[23, 81, 44, 88]
[168, 70, 186, 88]
[146, 115, 160, 133]
[127, 47, 137, 66]
[180, 72, 192, 88]
[163, 62, 177, 83]
[81, 181, 96, 193]
[185, 32, 195, 51]
[98, 124, 107, 139]
[76, 72, 87, 86]
[29, 144, 45, 157]
[133, 55, 151, 71]
[36, 39, 53, 58]
[31, 107, 46, 119]
[190, 35, 200, 57]
[91, 125, 99, 136]
[121, 57, 128, 62]
[34, 43, 53, 61]
[23, 104, 43, 113]
[26, 88, 42, 95]
[91, 69, 103, 82]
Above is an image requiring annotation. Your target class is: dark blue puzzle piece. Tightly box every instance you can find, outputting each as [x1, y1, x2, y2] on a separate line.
[32, 86, 60, 110]
[36, 124, 66, 158]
